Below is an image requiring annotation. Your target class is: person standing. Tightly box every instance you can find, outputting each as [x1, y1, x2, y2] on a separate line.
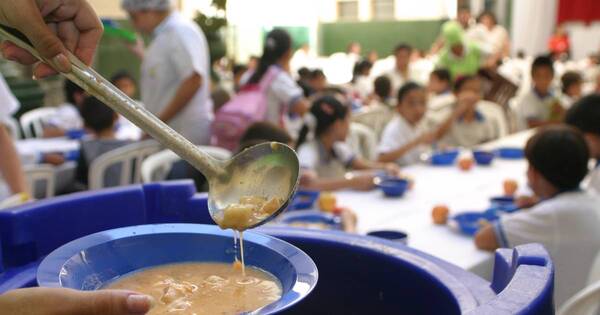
[122, 0, 213, 145]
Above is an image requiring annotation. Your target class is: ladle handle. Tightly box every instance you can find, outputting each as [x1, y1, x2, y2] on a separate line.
[0, 24, 223, 178]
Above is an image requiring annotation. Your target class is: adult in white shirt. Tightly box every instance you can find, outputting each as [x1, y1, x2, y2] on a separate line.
[122, 0, 213, 145]
[385, 43, 421, 95]
[475, 126, 600, 307]
[467, 11, 510, 59]
[0, 74, 26, 201]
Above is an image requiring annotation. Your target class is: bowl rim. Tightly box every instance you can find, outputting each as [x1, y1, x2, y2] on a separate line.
[37, 223, 319, 314]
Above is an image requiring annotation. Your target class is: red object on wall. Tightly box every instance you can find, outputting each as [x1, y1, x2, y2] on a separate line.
[557, 0, 600, 24]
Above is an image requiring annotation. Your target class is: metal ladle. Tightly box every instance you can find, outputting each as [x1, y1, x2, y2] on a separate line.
[0, 25, 299, 229]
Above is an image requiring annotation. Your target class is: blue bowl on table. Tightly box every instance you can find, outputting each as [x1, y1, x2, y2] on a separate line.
[497, 147, 524, 159]
[367, 230, 408, 244]
[473, 150, 495, 166]
[279, 210, 342, 230]
[378, 178, 409, 197]
[65, 129, 86, 140]
[452, 212, 500, 236]
[289, 190, 320, 210]
[37, 224, 318, 315]
[431, 150, 460, 166]
[490, 196, 520, 213]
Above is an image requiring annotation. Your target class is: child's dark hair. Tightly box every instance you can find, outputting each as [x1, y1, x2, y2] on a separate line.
[374, 76, 391, 100]
[110, 70, 136, 85]
[232, 64, 248, 77]
[397, 82, 423, 105]
[477, 11, 497, 24]
[310, 69, 326, 80]
[296, 96, 349, 149]
[80, 97, 116, 133]
[560, 71, 583, 94]
[565, 94, 600, 137]
[452, 75, 478, 93]
[248, 29, 291, 85]
[238, 122, 292, 152]
[525, 125, 590, 192]
[394, 43, 413, 55]
[64, 79, 84, 105]
[531, 55, 554, 76]
[431, 68, 451, 84]
[352, 60, 372, 82]
[297, 67, 311, 80]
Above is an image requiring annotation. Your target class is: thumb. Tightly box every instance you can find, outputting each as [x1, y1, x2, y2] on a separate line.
[75, 290, 153, 315]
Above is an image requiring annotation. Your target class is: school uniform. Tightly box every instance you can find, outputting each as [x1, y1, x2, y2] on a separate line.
[265, 65, 304, 132]
[385, 67, 422, 95]
[440, 109, 500, 148]
[297, 139, 355, 179]
[493, 190, 600, 306]
[515, 89, 562, 130]
[0, 74, 20, 201]
[378, 114, 425, 166]
[586, 162, 600, 195]
[141, 12, 213, 145]
[44, 103, 82, 131]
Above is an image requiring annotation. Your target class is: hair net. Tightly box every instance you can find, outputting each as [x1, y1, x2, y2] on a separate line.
[442, 21, 464, 47]
[121, 0, 173, 12]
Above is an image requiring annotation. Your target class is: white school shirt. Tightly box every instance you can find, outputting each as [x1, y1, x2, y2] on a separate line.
[0, 74, 20, 201]
[440, 109, 500, 148]
[44, 103, 82, 130]
[493, 190, 600, 307]
[378, 114, 425, 166]
[515, 90, 561, 131]
[141, 12, 213, 145]
[385, 67, 422, 95]
[297, 139, 355, 180]
[265, 67, 304, 130]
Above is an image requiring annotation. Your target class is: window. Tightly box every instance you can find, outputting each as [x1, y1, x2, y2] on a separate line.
[337, 1, 359, 21]
[372, 0, 395, 20]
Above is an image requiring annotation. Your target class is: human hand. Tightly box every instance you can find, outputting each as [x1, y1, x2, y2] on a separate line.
[515, 195, 539, 209]
[0, 287, 153, 315]
[347, 173, 376, 191]
[417, 131, 437, 145]
[0, 0, 103, 78]
[125, 35, 145, 59]
[42, 152, 66, 166]
[383, 163, 401, 177]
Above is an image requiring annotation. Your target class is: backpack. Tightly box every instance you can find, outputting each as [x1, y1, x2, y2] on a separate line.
[211, 67, 281, 151]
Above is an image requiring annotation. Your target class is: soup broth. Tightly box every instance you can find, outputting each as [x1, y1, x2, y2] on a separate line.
[106, 263, 282, 315]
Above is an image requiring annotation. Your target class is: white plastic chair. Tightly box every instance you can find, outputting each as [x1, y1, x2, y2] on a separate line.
[1, 116, 21, 140]
[88, 140, 162, 190]
[141, 146, 232, 183]
[558, 251, 600, 315]
[346, 122, 378, 161]
[23, 164, 55, 199]
[351, 105, 393, 141]
[19, 107, 57, 138]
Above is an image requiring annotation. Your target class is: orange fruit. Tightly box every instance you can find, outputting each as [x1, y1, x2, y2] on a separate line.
[503, 179, 518, 196]
[318, 192, 337, 212]
[432, 205, 450, 225]
[458, 158, 474, 171]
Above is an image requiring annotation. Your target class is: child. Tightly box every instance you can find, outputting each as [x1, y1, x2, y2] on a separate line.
[559, 71, 583, 109]
[427, 68, 454, 111]
[74, 97, 133, 189]
[475, 126, 600, 306]
[437, 75, 502, 148]
[297, 95, 399, 191]
[565, 94, 600, 195]
[308, 69, 327, 94]
[232, 64, 248, 93]
[352, 60, 373, 100]
[352, 76, 394, 139]
[378, 83, 436, 165]
[238, 121, 293, 152]
[42, 80, 86, 138]
[515, 55, 563, 130]
[110, 71, 138, 99]
[386, 43, 415, 94]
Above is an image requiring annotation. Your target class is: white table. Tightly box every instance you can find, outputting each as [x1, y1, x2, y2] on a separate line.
[337, 130, 535, 279]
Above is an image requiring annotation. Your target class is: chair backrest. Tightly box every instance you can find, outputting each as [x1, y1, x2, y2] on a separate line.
[89, 140, 162, 190]
[478, 100, 509, 139]
[346, 122, 378, 161]
[23, 164, 55, 199]
[19, 107, 57, 138]
[141, 146, 232, 183]
[1, 116, 21, 140]
[558, 280, 600, 315]
[351, 106, 392, 141]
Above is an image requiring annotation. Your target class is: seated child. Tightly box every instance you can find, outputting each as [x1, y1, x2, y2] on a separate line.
[238, 121, 293, 152]
[515, 55, 563, 130]
[75, 97, 133, 189]
[352, 76, 394, 139]
[559, 70, 583, 109]
[297, 95, 399, 191]
[427, 68, 454, 111]
[42, 80, 86, 138]
[475, 125, 600, 306]
[565, 94, 600, 195]
[437, 75, 502, 148]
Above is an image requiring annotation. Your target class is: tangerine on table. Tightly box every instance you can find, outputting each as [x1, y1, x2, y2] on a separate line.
[458, 158, 474, 171]
[503, 179, 519, 196]
[432, 205, 450, 225]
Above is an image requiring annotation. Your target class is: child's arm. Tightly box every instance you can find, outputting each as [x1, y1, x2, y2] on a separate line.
[432, 93, 475, 141]
[378, 133, 434, 163]
[351, 158, 400, 176]
[474, 224, 501, 252]
[300, 173, 376, 191]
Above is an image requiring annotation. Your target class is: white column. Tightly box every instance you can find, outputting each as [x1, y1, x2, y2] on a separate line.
[510, 0, 558, 56]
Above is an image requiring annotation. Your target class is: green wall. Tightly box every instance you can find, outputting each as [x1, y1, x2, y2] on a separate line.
[319, 19, 446, 56]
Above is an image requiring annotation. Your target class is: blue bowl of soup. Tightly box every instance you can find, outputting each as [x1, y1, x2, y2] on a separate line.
[37, 224, 318, 315]
[279, 210, 342, 230]
[452, 212, 499, 236]
[378, 178, 409, 197]
[431, 150, 460, 166]
[497, 147, 524, 159]
[472, 150, 495, 166]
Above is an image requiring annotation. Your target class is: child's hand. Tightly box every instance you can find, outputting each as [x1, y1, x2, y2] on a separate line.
[347, 174, 376, 191]
[383, 163, 401, 177]
[299, 169, 318, 188]
[42, 153, 66, 166]
[418, 131, 437, 145]
[515, 195, 539, 208]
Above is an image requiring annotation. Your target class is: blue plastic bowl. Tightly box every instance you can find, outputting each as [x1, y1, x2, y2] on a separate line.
[65, 129, 86, 140]
[367, 230, 408, 244]
[289, 190, 320, 210]
[473, 150, 495, 166]
[378, 178, 409, 197]
[37, 224, 318, 314]
[431, 150, 460, 166]
[497, 147, 525, 159]
[452, 212, 500, 236]
[279, 211, 342, 230]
